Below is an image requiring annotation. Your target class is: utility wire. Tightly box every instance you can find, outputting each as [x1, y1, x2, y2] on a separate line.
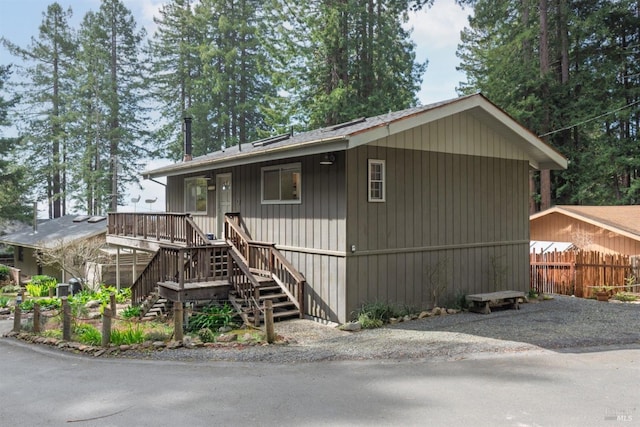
[538, 98, 640, 138]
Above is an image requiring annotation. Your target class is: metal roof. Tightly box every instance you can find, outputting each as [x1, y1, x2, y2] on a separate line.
[0, 215, 107, 249]
[143, 93, 568, 179]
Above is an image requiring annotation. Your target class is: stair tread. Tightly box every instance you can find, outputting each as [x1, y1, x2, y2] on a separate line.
[259, 293, 287, 300]
[273, 309, 300, 318]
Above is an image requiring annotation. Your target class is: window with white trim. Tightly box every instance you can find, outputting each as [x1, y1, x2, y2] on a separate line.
[261, 163, 301, 204]
[368, 159, 385, 202]
[185, 177, 208, 213]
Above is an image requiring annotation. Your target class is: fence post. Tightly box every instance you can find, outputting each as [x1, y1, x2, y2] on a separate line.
[62, 298, 71, 341]
[12, 295, 21, 333]
[265, 299, 275, 344]
[33, 303, 40, 334]
[101, 308, 112, 347]
[110, 293, 117, 317]
[174, 302, 183, 342]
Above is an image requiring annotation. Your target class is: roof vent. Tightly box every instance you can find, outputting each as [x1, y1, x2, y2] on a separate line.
[327, 117, 366, 131]
[87, 216, 106, 223]
[73, 215, 91, 223]
[252, 132, 292, 147]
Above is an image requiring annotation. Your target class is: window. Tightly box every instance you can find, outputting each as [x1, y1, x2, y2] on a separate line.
[261, 163, 301, 204]
[185, 177, 208, 213]
[368, 159, 385, 202]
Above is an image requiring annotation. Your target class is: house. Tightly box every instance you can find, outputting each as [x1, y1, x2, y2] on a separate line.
[107, 93, 567, 323]
[0, 215, 150, 286]
[531, 205, 640, 256]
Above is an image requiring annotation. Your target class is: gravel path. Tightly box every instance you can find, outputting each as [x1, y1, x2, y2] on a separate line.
[118, 295, 640, 363]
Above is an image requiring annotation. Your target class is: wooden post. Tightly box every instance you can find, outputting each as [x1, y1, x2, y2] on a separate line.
[110, 292, 117, 317]
[12, 300, 21, 333]
[174, 302, 183, 342]
[101, 308, 112, 347]
[33, 303, 40, 334]
[62, 298, 71, 341]
[48, 287, 54, 298]
[265, 299, 275, 344]
[116, 247, 121, 290]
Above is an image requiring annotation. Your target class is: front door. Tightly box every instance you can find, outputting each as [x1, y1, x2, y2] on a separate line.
[216, 173, 232, 238]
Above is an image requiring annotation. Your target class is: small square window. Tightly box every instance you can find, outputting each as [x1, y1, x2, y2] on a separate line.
[261, 163, 301, 204]
[368, 159, 385, 202]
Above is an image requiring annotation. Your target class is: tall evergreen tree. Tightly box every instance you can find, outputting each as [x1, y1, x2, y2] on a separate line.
[0, 65, 31, 223]
[1, 3, 76, 218]
[71, 0, 150, 213]
[292, 0, 427, 128]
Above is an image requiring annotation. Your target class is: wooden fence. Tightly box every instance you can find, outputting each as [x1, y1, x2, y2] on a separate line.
[530, 250, 639, 298]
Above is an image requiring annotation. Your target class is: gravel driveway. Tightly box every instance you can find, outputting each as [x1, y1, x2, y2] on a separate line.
[119, 295, 640, 363]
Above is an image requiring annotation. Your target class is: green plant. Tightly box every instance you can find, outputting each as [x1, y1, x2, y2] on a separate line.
[613, 292, 638, 302]
[0, 265, 10, 281]
[353, 301, 400, 328]
[186, 303, 237, 332]
[528, 288, 539, 299]
[27, 275, 57, 296]
[121, 305, 142, 319]
[75, 324, 102, 346]
[198, 327, 216, 343]
[110, 323, 145, 345]
[454, 292, 469, 310]
[20, 299, 35, 311]
[0, 296, 9, 308]
[35, 298, 62, 310]
[1, 284, 20, 293]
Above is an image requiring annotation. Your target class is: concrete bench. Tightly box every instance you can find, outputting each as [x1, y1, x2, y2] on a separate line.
[466, 290, 525, 314]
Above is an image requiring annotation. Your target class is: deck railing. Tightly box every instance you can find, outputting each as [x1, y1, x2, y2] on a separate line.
[225, 213, 305, 317]
[107, 213, 211, 247]
[130, 244, 231, 304]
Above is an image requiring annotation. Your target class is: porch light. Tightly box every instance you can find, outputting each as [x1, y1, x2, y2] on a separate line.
[320, 153, 335, 165]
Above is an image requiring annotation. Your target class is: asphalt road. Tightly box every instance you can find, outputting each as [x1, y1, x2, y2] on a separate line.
[1, 329, 638, 427]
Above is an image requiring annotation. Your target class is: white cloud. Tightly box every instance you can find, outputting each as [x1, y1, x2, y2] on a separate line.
[407, 0, 470, 51]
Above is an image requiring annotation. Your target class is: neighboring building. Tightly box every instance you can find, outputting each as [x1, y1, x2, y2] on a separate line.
[0, 215, 150, 286]
[109, 93, 567, 323]
[530, 205, 640, 256]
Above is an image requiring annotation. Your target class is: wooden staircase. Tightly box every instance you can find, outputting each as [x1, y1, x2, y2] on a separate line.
[112, 212, 305, 326]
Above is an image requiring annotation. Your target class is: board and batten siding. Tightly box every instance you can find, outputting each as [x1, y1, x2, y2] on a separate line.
[531, 213, 640, 256]
[345, 114, 531, 317]
[235, 154, 347, 322]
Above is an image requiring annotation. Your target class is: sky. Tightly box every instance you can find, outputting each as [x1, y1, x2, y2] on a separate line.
[0, 0, 471, 214]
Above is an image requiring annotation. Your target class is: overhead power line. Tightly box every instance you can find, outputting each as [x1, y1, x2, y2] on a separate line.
[538, 99, 640, 138]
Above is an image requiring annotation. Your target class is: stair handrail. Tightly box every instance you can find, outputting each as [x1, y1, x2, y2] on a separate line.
[130, 246, 175, 305]
[227, 245, 263, 320]
[224, 213, 305, 318]
[185, 216, 213, 246]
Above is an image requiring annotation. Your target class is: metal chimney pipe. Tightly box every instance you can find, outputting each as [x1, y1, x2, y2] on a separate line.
[183, 117, 193, 162]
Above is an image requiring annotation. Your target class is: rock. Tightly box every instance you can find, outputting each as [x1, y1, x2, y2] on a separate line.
[85, 300, 101, 309]
[432, 307, 442, 315]
[152, 341, 166, 349]
[389, 317, 400, 324]
[339, 322, 362, 332]
[0, 308, 10, 315]
[446, 308, 459, 315]
[403, 315, 412, 322]
[243, 333, 254, 342]
[218, 326, 233, 333]
[119, 345, 131, 351]
[166, 341, 182, 349]
[418, 311, 431, 319]
[216, 333, 238, 343]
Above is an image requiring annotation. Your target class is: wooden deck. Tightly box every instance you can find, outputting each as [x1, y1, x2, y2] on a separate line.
[158, 280, 231, 302]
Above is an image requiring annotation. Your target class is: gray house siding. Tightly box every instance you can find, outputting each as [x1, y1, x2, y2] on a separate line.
[344, 144, 530, 317]
[165, 154, 348, 323]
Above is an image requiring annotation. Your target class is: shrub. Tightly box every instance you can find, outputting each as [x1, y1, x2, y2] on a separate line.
[0, 265, 10, 281]
[354, 301, 397, 326]
[20, 299, 35, 311]
[613, 292, 638, 302]
[186, 303, 237, 333]
[34, 298, 62, 310]
[0, 296, 9, 308]
[197, 327, 216, 343]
